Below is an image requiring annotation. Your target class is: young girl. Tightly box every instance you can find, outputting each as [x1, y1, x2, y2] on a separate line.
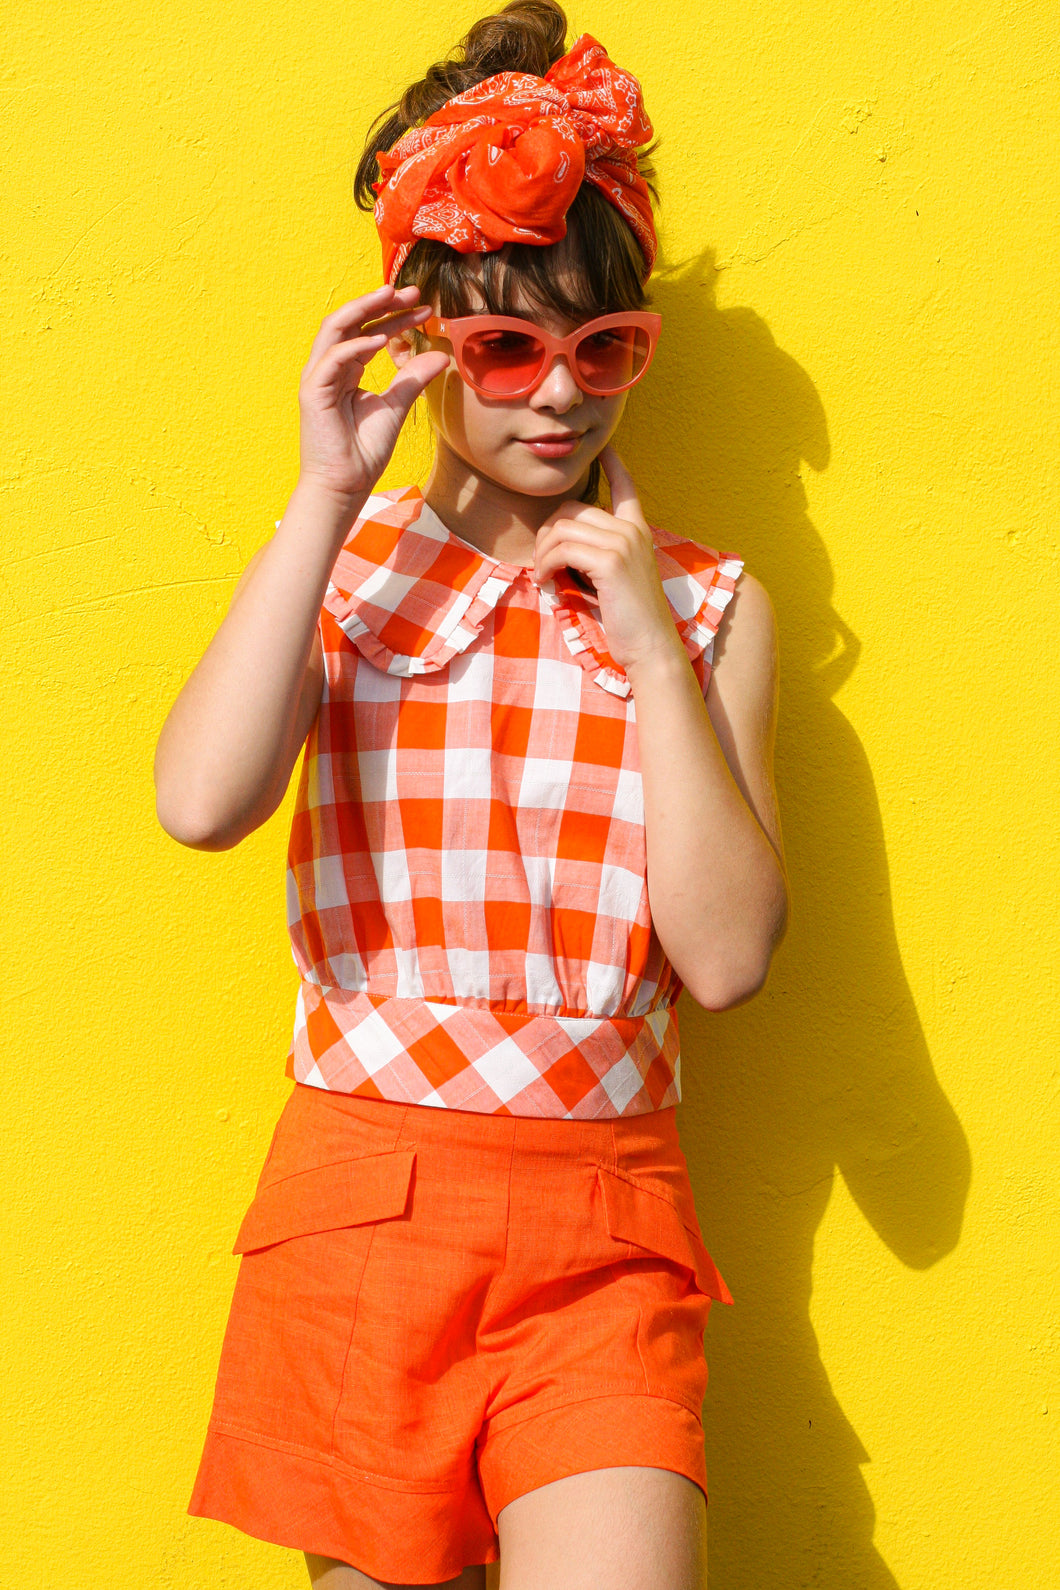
[155, 3, 787, 1585]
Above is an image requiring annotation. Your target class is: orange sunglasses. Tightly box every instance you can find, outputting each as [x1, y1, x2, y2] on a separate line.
[423, 311, 661, 398]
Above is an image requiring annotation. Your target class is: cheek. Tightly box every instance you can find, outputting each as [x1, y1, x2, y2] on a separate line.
[600, 393, 629, 431]
[430, 375, 508, 449]
[578, 394, 629, 456]
[426, 369, 470, 434]
[423, 366, 455, 429]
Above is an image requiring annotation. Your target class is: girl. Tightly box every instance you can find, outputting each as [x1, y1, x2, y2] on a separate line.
[155, 3, 788, 1585]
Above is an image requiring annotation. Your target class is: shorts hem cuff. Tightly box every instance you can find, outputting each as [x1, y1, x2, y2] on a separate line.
[189, 1423, 499, 1581]
[477, 1392, 709, 1529]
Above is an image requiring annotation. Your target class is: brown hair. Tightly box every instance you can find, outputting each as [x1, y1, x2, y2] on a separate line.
[353, 1, 660, 501]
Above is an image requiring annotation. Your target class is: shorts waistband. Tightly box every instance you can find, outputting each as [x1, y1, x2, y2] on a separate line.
[291, 1079, 684, 1169]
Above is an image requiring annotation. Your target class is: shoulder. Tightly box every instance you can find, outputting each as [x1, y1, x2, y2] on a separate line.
[647, 526, 745, 654]
[715, 571, 776, 654]
[708, 570, 778, 717]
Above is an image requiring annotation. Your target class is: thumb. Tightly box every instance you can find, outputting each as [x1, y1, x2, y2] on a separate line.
[599, 445, 647, 528]
[383, 349, 449, 416]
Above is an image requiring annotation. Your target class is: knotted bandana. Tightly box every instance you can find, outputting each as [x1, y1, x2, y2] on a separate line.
[373, 34, 656, 284]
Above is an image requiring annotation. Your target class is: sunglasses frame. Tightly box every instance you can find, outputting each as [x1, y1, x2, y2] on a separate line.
[423, 311, 662, 398]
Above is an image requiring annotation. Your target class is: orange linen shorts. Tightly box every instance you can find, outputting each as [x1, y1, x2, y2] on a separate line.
[188, 1082, 732, 1584]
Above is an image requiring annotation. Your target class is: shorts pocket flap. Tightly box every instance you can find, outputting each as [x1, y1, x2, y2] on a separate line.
[232, 1148, 416, 1254]
[597, 1165, 733, 1304]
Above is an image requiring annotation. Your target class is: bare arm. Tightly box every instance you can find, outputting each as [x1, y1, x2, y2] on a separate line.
[153, 484, 344, 850]
[533, 447, 788, 1010]
[153, 284, 449, 851]
[626, 571, 788, 1009]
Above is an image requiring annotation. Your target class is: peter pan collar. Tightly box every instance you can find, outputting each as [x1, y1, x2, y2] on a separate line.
[319, 486, 743, 697]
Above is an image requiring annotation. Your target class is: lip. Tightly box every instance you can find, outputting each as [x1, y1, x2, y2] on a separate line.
[518, 432, 585, 457]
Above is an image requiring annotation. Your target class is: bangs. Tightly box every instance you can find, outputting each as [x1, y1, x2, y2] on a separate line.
[397, 183, 652, 324]
[391, 182, 655, 506]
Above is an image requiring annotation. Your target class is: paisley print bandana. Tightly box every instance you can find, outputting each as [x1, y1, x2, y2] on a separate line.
[373, 34, 657, 283]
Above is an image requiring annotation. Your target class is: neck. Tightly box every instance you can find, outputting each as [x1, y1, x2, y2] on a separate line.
[423, 440, 591, 566]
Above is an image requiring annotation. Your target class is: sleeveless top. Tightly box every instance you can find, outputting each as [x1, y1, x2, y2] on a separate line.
[284, 486, 743, 1118]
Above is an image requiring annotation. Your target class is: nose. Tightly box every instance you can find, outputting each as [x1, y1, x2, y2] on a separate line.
[529, 352, 583, 412]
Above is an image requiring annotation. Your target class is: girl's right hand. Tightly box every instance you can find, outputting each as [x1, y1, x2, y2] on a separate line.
[296, 285, 450, 505]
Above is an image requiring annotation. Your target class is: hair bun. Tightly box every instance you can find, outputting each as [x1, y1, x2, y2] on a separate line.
[461, 0, 568, 78]
[355, 2, 571, 211]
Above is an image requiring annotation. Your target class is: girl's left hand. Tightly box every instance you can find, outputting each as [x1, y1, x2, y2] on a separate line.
[532, 447, 684, 673]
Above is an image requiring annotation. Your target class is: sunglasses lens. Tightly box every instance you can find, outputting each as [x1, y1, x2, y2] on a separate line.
[574, 324, 651, 393]
[461, 328, 546, 394]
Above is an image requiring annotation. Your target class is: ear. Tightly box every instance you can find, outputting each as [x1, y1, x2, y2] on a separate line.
[386, 330, 417, 369]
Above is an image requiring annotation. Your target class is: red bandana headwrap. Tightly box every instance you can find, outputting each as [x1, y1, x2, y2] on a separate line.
[373, 34, 656, 284]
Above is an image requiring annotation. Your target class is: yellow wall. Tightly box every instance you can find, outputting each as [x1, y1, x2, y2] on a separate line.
[3, 2, 1057, 1584]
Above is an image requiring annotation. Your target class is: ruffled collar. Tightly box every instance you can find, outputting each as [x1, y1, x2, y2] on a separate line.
[323, 486, 743, 698]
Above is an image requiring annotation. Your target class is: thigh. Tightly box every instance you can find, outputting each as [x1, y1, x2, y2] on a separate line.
[304, 1553, 489, 1589]
[495, 1466, 706, 1590]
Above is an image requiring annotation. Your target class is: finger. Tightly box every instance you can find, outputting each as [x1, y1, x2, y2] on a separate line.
[330, 284, 424, 332]
[304, 285, 425, 368]
[381, 350, 451, 416]
[534, 525, 625, 585]
[307, 303, 433, 389]
[540, 503, 628, 536]
[306, 287, 402, 362]
[360, 301, 434, 338]
[599, 445, 647, 528]
[535, 519, 625, 560]
[305, 299, 436, 382]
[305, 331, 390, 391]
[534, 538, 616, 588]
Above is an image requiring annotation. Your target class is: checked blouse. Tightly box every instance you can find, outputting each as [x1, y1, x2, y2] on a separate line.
[284, 487, 743, 1118]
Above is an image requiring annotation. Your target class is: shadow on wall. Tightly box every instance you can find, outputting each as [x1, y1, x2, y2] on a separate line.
[620, 253, 972, 1590]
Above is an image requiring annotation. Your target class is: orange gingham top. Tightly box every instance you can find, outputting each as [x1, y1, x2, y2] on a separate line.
[284, 486, 743, 1118]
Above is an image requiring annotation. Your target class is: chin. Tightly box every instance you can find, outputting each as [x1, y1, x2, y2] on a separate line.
[501, 449, 597, 496]
[439, 429, 600, 499]
[509, 471, 590, 500]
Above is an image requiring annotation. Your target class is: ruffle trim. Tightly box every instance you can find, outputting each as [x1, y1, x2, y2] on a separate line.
[303, 488, 743, 695]
[542, 527, 745, 698]
[319, 488, 523, 677]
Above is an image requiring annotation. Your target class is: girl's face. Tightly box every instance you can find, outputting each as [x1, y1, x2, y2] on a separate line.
[393, 282, 630, 500]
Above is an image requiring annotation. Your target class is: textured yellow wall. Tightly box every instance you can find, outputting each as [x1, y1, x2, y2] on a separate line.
[3, 1, 1057, 1585]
